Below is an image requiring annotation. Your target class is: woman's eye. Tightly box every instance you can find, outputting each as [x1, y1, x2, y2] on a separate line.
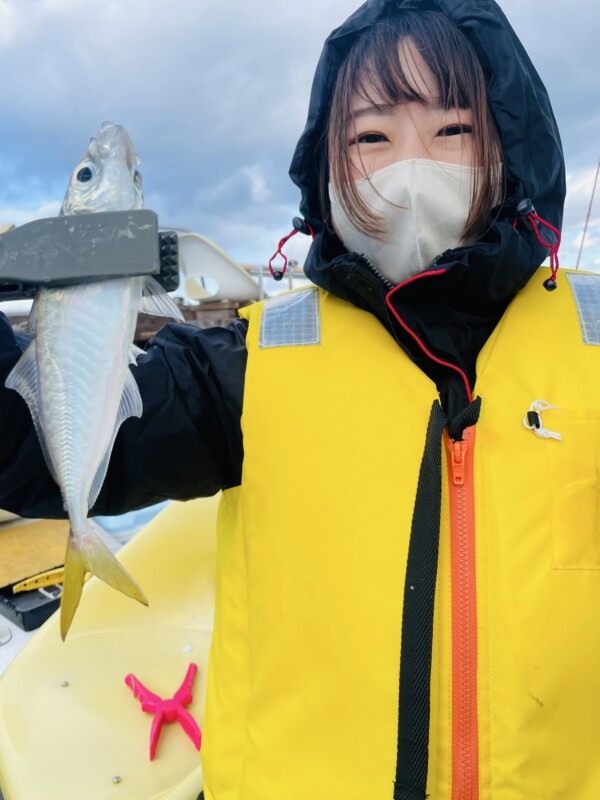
[352, 132, 388, 145]
[438, 124, 472, 137]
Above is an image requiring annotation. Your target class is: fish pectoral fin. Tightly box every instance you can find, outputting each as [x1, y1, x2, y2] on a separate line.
[88, 369, 143, 509]
[5, 340, 59, 486]
[141, 276, 184, 321]
[61, 520, 149, 640]
[119, 368, 144, 421]
[6, 339, 39, 411]
[26, 294, 40, 333]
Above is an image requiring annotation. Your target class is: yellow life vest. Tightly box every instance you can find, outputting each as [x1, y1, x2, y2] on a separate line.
[203, 268, 600, 800]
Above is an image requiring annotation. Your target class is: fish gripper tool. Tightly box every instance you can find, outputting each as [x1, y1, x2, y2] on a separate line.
[0, 209, 179, 300]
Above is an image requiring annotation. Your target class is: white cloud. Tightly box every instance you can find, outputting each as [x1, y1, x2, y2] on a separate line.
[242, 166, 270, 203]
[571, 230, 599, 250]
[560, 162, 600, 269]
[0, 199, 61, 227]
[566, 165, 600, 212]
[0, 2, 17, 46]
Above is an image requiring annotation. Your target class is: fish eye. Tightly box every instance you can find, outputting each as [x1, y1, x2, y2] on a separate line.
[76, 166, 93, 182]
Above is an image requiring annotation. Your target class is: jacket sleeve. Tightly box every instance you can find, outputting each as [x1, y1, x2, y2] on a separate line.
[0, 312, 247, 519]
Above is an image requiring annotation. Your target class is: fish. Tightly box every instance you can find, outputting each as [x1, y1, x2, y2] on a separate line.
[6, 122, 183, 639]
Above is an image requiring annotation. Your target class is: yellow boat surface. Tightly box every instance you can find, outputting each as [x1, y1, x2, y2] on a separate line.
[0, 495, 219, 800]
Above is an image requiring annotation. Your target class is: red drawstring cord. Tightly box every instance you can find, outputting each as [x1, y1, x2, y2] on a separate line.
[385, 269, 474, 404]
[384, 205, 561, 402]
[268, 230, 296, 279]
[268, 218, 315, 280]
[514, 200, 562, 291]
[528, 211, 561, 289]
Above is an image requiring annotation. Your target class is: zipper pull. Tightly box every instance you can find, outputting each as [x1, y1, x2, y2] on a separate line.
[448, 439, 468, 486]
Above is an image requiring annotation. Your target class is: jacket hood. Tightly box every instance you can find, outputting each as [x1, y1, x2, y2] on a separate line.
[288, 0, 566, 417]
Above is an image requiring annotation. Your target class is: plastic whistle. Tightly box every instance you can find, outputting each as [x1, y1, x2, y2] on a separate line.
[523, 400, 562, 441]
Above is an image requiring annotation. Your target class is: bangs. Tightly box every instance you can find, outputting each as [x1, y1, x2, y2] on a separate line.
[325, 12, 503, 242]
[350, 25, 470, 115]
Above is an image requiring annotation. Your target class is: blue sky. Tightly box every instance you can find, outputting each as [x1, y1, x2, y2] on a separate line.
[0, 0, 598, 273]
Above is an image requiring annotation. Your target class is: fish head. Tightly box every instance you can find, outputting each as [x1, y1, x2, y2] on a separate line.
[60, 121, 144, 215]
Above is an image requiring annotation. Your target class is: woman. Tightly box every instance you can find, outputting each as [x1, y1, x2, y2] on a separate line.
[2, 1, 598, 798]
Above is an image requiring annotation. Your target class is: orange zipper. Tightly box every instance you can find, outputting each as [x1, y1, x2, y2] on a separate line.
[445, 426, 479, 800]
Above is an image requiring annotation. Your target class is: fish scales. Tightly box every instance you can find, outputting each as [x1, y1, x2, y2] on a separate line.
[36, 278, 144, 519]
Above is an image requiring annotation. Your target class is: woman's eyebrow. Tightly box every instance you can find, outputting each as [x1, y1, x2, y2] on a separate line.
[352, 103, 397, 118]
[352, 98, 461, 117]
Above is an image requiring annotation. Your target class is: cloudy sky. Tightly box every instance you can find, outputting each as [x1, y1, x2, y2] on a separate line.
[0, 0, 598, 275]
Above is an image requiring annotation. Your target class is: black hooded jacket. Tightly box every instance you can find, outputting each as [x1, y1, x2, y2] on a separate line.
[292, 0, 565, 417]
[0, 0, 565, 519]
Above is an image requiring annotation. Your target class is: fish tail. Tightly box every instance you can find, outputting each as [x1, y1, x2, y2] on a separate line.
[60, 519, 148, 641]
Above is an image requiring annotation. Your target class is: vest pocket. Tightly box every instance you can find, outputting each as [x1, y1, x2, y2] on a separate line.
[546, 411, 600, 569]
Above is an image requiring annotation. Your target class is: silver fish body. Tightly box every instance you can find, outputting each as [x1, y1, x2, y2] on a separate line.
[35, 277, 144, 525]
[7, 122, 181, 638]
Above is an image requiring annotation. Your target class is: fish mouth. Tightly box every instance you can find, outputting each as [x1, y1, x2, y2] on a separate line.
[91, 121, 139, 171]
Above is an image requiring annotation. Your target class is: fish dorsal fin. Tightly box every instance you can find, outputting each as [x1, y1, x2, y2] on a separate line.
[88, 368, 143, 509]
[129, 344, 145, 365]
[5, 340, 59, 486]
[26, 293, 40, 334]
[141, 276, 184, 320]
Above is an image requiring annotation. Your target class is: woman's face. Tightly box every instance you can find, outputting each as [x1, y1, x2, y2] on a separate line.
[348, 39, 475, 180]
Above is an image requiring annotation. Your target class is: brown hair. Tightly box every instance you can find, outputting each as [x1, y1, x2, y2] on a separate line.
[324, 12, 503, 242]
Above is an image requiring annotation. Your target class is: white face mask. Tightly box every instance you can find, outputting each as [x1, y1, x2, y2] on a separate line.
[329, 159, 478, 285]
